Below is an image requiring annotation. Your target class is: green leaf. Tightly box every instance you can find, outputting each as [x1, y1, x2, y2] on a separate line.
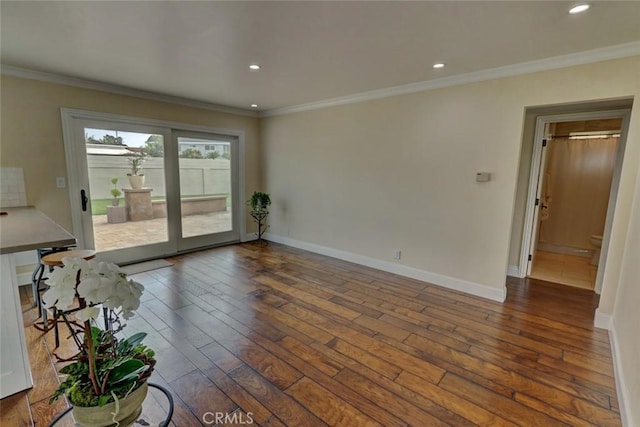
[98, 394, 112, 407]
[90, 326, 102, 340]
[60, 362, 87, 376]
[109, 366, 148, 386]
[107, 359, 145, 384]
[117, 332, 147, 356]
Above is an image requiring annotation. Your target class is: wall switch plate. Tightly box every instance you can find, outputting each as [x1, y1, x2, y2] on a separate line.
[394, 250, 402, 260]
[56, 177, 66, 188]
[476, 172, 491, 182]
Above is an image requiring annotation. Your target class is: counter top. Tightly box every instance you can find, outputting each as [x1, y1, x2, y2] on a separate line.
[0, 206, 76, 254]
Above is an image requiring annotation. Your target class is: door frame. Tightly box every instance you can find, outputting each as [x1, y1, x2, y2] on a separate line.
[518, 108, 631, 294]
[61, 108, 246, 261]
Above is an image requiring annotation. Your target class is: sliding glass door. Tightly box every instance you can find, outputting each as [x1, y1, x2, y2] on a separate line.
[62, 110, 242, 264]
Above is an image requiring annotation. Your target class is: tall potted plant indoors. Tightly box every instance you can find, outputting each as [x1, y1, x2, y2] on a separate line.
[42, 257, 155, 426]
[248, 191, 271, 244]
[110, 177, 122, 206]
[127, 154, 146, 189]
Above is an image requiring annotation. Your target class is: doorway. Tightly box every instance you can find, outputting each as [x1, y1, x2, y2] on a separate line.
[529, 119, 621, 290]
[61, 109, 243, 265]
[519, 108, 631, 293]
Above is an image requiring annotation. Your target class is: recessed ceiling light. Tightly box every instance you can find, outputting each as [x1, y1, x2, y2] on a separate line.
[433, 63, 445, 69]
[250, 104, 258, 108]
[569, 4, 590, 14]
[249, 64, 261, 71]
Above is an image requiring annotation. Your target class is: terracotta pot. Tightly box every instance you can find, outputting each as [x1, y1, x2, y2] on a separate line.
[128, 175, 145, 190]
[72, 382, 148, 427]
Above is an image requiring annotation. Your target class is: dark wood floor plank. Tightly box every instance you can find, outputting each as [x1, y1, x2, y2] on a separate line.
[228, 364, 327, 427]
[334, 368, 449, 427]
[169, 370, 237, 421]
[201, 364, 274, 425]
[285, 377, 383, 427]
[279, 336, 343, 377]
[395, 371, 514, 426]
[328, 338, 403, 380]
[439, 372, 569, 427]
[379, 313, 472, 352]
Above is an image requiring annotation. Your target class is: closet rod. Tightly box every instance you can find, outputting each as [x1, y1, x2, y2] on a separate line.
[548, 133, 620, 139]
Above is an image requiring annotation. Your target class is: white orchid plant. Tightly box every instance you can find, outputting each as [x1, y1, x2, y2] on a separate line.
[43, 257, 143, 322]
[42, 257, 155, 407]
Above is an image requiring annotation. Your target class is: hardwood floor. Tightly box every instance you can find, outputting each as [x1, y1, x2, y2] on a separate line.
[0, 242, 620, 426]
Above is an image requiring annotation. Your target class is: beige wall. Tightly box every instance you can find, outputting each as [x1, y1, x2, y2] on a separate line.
[0, 75, 260, 233]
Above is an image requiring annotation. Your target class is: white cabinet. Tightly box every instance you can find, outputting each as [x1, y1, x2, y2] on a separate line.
[0, 254, 33, 398]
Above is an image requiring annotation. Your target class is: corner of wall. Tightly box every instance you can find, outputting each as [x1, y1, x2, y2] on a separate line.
[594, 308, 612, 330]
[507, 265, 520, 277]
[609, 318, 636, 427]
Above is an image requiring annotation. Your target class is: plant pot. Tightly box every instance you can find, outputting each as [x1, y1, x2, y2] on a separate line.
[72, 382, 148, 427]
[128, 175, 145, 190]
[111, 198, 120, 207]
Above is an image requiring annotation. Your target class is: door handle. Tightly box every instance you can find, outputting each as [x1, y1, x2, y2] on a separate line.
[80, 189, 88, 212]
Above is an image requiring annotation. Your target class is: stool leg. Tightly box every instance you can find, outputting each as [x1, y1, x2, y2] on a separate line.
[53, 308, 60, 348]
[103, 307, 110, 330]
[31, 264, 41, 308]
[42, 301, 49, 331]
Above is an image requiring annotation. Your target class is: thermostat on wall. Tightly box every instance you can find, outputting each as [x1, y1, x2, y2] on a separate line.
[476, 172, 491, 182]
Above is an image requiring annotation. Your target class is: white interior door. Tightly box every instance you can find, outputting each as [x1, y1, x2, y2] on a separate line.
[526, 140, 550, 276]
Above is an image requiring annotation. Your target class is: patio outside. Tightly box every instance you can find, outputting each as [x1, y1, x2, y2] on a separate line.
[92, 209, 232, 252]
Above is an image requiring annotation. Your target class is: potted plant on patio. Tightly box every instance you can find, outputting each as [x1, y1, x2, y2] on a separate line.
[247, 191, 271, 244]
[110, 177, 122, 206]
[127, 154, 146, 189]
[42, 257, 155, 426]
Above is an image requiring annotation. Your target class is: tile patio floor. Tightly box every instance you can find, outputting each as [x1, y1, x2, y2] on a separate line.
[92, 210, 232, 252]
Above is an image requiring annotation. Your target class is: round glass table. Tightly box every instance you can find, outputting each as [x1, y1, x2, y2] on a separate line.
[48, 383, 174, 427]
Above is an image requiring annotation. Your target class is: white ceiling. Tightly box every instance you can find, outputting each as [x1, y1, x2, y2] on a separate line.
[1, 1, 640, 114]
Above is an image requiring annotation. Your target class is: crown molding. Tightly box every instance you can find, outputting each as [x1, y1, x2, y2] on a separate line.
[0, 64, 259, 118]
[4, 41, 639, 119]
[261, 41, 640, 117]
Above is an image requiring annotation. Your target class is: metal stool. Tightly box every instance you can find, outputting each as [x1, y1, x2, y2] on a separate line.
[35, 249, 97, 348]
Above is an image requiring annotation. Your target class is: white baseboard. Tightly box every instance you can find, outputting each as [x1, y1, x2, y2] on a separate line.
[12, 251, 38, 287]
[17, 269, 35, 286]
[609, 319, 636, 427]
[507, 265, 520, 277]
[264, 233, 506, 302]
[241, 233, 258, 242]
[594, 308, 612, 330]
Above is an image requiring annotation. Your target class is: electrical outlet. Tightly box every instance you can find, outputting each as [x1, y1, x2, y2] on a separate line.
[56, 177, 66, 188]
[394, 250, 402, 260]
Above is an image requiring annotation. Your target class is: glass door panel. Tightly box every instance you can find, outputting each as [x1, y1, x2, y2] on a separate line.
[77, 122, 175, 264]
[176, 133, 239, 250]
